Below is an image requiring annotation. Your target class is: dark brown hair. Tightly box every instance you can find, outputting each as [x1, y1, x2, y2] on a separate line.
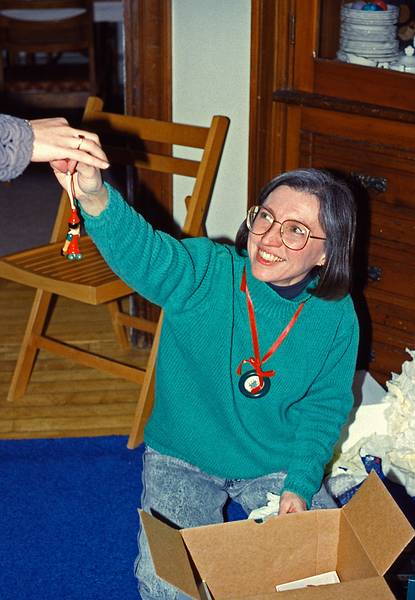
[235, 169, 356, 300]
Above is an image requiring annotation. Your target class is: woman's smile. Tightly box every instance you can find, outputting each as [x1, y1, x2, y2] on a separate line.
[256, 247, 286, 265]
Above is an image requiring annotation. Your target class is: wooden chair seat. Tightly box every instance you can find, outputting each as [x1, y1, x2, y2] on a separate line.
[0, 96, 229, 449]
[0, 237, 132, 305]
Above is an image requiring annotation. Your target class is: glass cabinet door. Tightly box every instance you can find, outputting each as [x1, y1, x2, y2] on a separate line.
[292, 0, 415, 110]
[318, 0, 411, 62]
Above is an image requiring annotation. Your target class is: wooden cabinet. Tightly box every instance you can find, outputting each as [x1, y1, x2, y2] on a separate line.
[250, 0, 415, 385]
[277, 98, 415, 384]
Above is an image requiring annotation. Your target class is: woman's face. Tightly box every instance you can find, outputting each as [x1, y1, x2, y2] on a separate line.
[247, 185, 326, 286]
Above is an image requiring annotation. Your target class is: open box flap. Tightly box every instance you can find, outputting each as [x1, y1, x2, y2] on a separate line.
[342, 471, 415, 574]
[139, 510, 201, 600]
[200, 581, 214, 600]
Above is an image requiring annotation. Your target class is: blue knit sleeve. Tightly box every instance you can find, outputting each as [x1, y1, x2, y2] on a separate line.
[81, 182, 217, 310]
[0, 114, 34, 181]
[281, 299, 359, 507]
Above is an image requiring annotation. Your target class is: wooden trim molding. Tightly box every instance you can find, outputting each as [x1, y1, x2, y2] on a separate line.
[274, 88, 415, 125]
[123, 0, 172, 120]
[122, 0, 173, 333]
[123, 0, 173, 221]
[248, 0, 278, 205]
[248, 0, 295, 205]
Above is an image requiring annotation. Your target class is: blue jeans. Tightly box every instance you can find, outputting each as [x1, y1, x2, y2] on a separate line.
[134, 446, 336, 600]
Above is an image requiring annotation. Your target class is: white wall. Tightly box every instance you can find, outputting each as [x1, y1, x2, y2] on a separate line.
[172, 0, 251, 241]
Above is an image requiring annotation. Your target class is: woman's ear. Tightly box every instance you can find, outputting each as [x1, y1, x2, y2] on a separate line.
[317, 255, 326, 267]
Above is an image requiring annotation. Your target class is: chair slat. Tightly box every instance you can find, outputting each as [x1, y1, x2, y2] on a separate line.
[104, 147, 201, 177]
[83, 112, 209, 148]
[35, 334, 145, 383]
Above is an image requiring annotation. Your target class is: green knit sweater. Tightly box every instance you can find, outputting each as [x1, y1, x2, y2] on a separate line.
[83, 183, 359, 507]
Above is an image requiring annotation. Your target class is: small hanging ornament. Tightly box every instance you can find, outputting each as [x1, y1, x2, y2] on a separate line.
[61, 170, 83, 261]
[239, 370, 271, 398]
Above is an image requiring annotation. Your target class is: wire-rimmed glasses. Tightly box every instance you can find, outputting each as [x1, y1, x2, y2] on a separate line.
[246, 205, 326, 251]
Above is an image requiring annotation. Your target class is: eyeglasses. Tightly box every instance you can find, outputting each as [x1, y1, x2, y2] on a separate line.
[246, 205, 326, 251]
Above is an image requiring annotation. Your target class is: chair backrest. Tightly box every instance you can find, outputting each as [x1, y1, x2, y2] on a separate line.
[52, 96, 230, 243]
[0, 0, 96, 109]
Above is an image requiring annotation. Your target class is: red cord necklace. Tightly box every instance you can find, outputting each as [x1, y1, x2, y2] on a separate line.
[237, 267, 305, 398]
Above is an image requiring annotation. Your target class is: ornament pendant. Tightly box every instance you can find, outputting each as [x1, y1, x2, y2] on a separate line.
[239, 369, 271, 398]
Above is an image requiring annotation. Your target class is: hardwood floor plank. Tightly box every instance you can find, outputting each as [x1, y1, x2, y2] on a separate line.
[1, 402, 136, 418]
[0, 427, 132, 440]
[0, 281, 148, 439]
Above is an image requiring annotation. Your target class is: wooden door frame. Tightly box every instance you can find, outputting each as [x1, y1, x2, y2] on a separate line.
[123, 0, 172, 217]
[122, 0, 293, 212]
[248, 0, 295, 205]
[123, 0, 172, 121]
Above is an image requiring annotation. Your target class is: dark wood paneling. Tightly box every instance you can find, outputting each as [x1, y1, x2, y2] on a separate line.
[274, 88, 415, 125]
[122, 0, 173, 335]
[124, 0, 171, 121]
[248, 0, 295, 204]
[281, 105, 415, 384]
[123, 0, 172, 220]
[318, 0, 342, 59]
[314, 59, 415, 113]
[250, 1, 415, 383]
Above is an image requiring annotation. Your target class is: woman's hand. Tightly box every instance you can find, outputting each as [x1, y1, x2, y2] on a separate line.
[30, 117, 110, 172]
[51, 161, 108, 217]
[278, 491, 307, 515]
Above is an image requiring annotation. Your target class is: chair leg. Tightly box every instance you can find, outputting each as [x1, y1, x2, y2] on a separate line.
[107, 300, 130, 349]
[127, 313, 163, 449]
[8, 289, 53, 401]
[127, 370, 155, 449]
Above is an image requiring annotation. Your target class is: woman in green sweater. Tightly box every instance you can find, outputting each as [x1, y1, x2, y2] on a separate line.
[53, 163, 359, 600]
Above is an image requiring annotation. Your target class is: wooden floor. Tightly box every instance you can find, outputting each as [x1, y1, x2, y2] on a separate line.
[0, 280, 149, 440]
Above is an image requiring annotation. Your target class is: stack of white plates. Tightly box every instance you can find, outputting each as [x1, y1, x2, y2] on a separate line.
[337, 3, 400, 63]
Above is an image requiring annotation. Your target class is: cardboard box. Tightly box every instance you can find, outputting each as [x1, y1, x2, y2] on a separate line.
[140, 472, 414, 599]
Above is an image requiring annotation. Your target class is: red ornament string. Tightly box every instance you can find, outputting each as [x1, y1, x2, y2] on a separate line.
[237, 267, 305, 394]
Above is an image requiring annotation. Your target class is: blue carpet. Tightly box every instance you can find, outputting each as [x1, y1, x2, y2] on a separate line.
[1, 436, 414, 599]
[0, 436, 145, 600]
[0, 435, 247, 600]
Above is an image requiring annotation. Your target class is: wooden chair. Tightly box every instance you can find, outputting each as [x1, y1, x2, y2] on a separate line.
[0, 96, 229, 449]
[0, 0, 96, 110]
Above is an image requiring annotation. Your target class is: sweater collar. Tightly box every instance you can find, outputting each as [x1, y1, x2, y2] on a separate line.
[240, 255, 315, 317]
[267, 272, 313, 299]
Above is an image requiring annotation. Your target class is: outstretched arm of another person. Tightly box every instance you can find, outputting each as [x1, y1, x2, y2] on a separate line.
[31, 117, 109, 173]
[0, 114, 109, 182]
